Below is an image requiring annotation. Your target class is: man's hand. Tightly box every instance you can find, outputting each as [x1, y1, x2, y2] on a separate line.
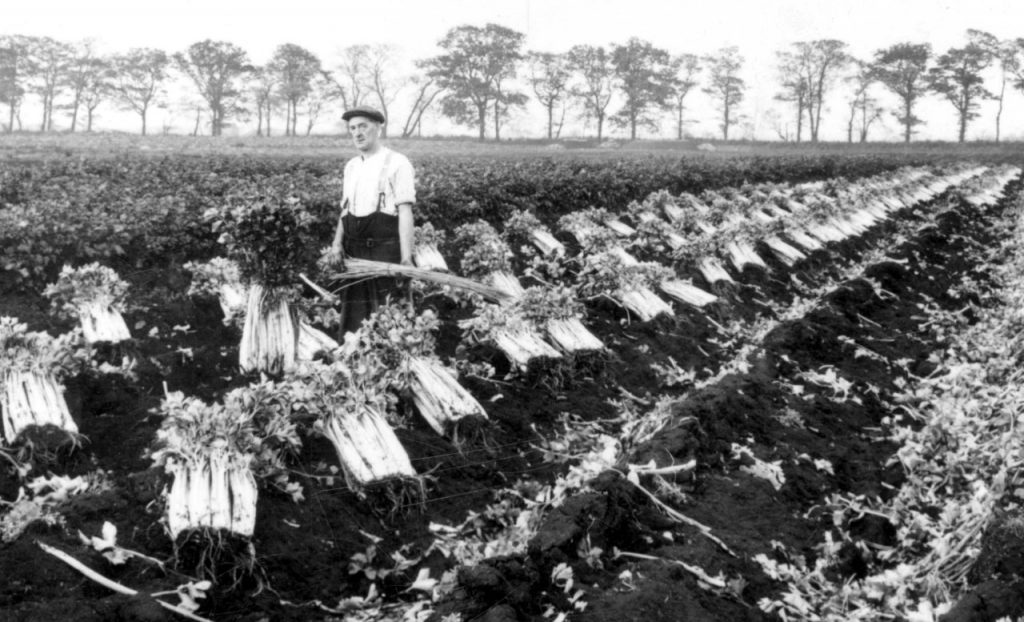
[326, 247, 347, 272]
[400, 257, 414, 267]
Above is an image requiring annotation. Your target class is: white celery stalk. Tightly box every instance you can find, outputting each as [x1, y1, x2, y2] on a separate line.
[492, 327, 563, 370]
[659, 280, 718, 307]
[408, 356, 487, 436]
[529, 229, 564, 256]
[619, 287, 674, 321]
[698, 257, 734, 284]
[488, 271, 526, 299]
[545, 317, 604, 352]
[414, 244, 449, 271]
[297, 322, 338, 361]
[240, 284, 298, 375]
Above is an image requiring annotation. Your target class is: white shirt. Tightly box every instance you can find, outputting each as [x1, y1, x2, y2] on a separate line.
[341, 147, 416, 217]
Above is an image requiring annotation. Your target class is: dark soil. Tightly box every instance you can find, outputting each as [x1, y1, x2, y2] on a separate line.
[1, 181, 1016, 621]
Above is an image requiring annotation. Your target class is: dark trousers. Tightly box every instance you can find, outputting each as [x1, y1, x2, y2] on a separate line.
[339, 210, 402, 335]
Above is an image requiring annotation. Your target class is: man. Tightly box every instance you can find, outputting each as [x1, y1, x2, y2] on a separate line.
[329, 105, 416, 334]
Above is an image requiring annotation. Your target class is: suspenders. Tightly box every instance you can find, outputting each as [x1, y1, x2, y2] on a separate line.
[342, 150, 394, 216]
[375, 150, 393, 213]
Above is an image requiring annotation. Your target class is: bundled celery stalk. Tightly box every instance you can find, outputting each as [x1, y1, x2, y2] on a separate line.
[460, 302, 563, 372]
[413, 222, 450, 271]
[151, 384, 301, 546]
[762, 235, 807, 267]
[185, 257, 248, 326]
[348, 303, 487, 439]
[576, 251, 675, 321]
[453, 220, 524, 299]
[762, 214, 809, 265]
[238, 285, 299, 375]
[723, 231, 768, 272]
[670, 232, 734, 286]
[659, 279, 719, 307]
[44, 263, 131, 344]
[0, 318, 79, 446]
[665, 192, 711, 226]
[558, 209, 641, 261]
[208, 193, 320, 376]
[957, 165, 1023, 207]
[407, 357, 487, 439]
[296, 322, 338, 361]
[152, 393, 259, 541]
[558, 209, 616, 249]
[604, 217, 636, 237]
[294, 351, 422, 500]
[503, 209, 565, 258]
[186, 257, 336, 361]
[514, 285, 604, 354]
[624, 195, 689, 256]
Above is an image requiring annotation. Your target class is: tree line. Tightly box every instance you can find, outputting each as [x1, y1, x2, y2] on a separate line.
[1, 26, 1022, 141]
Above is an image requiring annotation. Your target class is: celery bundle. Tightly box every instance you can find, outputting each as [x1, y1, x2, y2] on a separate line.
[0, 318, 78, 445]
[239, 284, 299, 375]
[207, 191, 319, 376]
[185, 257, 247, 326]
[44, 263, 131, 344]
[351, 303, 487, 437]
[514, 286, 604, 354]
[151, 392, 261, 540]
[460, 303, 563, 371]
[187, 257, 335, 362]
[295, 352, 417, 488]
[659, 279, 719, 308]
[413, 222, 450, 272]
[576, 251, 675, 321]
[503, 210, 565, 257]
[452, 220, 524, 299]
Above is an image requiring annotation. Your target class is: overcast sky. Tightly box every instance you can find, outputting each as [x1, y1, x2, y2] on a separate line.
[7, 0, 1024, 140]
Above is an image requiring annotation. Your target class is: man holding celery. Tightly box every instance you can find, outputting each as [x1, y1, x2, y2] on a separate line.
[328, 105, 416, 334]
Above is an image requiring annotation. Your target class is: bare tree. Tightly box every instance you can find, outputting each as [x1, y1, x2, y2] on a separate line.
[871, 42, 931, 143]
[0, 35, 34, 132]
[401, 66, 441, 138]
[799, 40, 850, 141]
[969, 30, 1020, 142]
[566, 44, 615, 140]
[247, 65, 277, 136]
[775, 50, 810, 142]
[174, 40, 252, 136]
[269, 43, 322, 136]
[335, 45, 370, 110]
[62, 40, 106, 132]
[29, 36, 73, 131]
[703, 46, 746, 140]
[844, 60, 884, 143]
[364, 45, 402, 137]
[528, 51, 570, 139]
[669, 53, 700, 140]
[763, 108, 792, 142]
[927, 43, 992, 142]
[80, 69, 107, 132]
[111, 48, 169, 135]
[304, 71, 337, 135]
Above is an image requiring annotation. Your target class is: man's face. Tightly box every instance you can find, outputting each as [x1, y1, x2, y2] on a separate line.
[348, 117, 381, 152]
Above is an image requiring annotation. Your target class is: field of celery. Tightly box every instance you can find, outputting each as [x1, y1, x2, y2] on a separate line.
[1, 136, 1023, 622]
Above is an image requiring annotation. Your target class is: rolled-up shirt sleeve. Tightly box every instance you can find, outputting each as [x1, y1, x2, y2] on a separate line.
[392, 156, 416, 206]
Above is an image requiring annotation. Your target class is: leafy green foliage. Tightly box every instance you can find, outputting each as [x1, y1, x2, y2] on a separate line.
[0, 151, 972, 294]
[43, 263, 129, 320]
[208, 191, 320, 288]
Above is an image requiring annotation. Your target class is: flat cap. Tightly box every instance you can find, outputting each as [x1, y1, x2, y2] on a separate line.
[342, 105, 386, 124]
